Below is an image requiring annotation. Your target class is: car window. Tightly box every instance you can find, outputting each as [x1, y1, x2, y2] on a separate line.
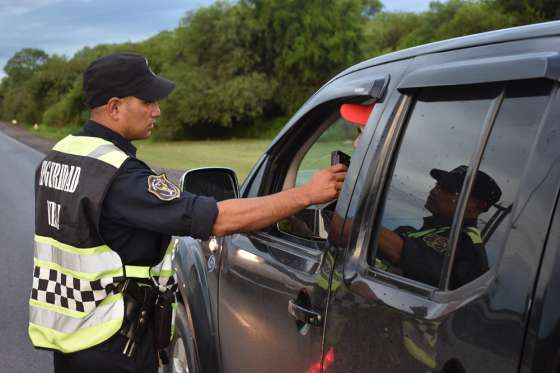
[370, 83, 503, 288]
[295, 116, 358, 187]
[371, 79, 554, 290]
[277, 100, 373, 240]
[454, 79, 553, 279]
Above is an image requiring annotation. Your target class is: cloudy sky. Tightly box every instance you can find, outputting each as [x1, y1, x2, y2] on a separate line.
[0, 0, 434, 78]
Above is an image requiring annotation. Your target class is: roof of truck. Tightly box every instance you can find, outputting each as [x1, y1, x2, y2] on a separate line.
[336, 20, 560, 78]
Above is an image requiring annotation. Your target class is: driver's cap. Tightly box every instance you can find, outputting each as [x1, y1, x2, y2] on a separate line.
[340, 103, 374, 126]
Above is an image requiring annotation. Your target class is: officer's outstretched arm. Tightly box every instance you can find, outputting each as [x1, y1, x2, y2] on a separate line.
[212, 164, 347, 236]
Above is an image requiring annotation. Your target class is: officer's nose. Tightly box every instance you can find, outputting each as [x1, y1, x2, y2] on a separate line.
[151, 102, 161, 117]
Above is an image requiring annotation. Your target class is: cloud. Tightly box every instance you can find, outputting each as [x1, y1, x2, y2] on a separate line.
[383, 0, 432, 12]
[0, 0, 64, 16]
[0, 0, 213, 77]
[0, 0, 436, 78]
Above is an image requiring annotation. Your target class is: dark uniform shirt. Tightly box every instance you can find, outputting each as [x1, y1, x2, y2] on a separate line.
[397, 215, 489, 289]
[61, 120, 219, 370]
[75, 120, 218, 266]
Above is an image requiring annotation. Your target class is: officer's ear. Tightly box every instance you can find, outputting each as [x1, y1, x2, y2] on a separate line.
[106, 97, 122, 119]
[469, 197, 489, 214]
[478, 199, 490, 213]
[465, 196, 484, 216]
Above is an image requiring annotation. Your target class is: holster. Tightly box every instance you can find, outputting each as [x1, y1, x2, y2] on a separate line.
[118, 279, 156, 355]
[153, 288, 175, 350]
[117, 279, 175, 365]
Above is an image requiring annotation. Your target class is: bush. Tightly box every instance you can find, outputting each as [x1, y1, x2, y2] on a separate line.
[43, 79, 88, 127]
[0, 0, 551, 139]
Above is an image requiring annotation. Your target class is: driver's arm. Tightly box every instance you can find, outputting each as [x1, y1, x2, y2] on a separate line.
[377, 228, 404, 263]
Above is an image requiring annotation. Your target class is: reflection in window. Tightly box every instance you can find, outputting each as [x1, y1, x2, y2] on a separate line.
[457, 79, 553, 269]
[373, 84, 502, 288]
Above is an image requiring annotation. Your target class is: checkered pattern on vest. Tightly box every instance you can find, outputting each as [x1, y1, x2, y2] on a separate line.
[30, 266, 123, 313]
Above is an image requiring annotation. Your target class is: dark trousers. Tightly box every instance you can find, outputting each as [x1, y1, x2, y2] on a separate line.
[53, 331, 157, 373]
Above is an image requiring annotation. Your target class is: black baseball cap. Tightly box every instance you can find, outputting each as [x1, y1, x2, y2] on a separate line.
[83, 52, 175, 108]
[430, 165, 502, 207]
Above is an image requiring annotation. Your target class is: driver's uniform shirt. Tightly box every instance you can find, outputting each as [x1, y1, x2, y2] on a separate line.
[396, 215, 488, 289]
[55, 120, 218, 370]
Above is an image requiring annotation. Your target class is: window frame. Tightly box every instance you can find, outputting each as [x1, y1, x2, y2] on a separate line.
[359, 83, 507, 293]
[238, 70, 393, 257]
[267, 97, 376, 244]
[357, 78, 558, 297]
[281, 110, 342, 191]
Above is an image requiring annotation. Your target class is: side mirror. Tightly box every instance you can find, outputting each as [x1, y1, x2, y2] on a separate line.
[180, 167, 239, 201]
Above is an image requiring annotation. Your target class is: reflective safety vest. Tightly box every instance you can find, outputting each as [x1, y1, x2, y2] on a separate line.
[29, 135, 175, 353]
[402, 226, 482, 244]
[374, 225, 482, 270]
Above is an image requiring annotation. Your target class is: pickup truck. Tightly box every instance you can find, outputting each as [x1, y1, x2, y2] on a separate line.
[168, 20, 560, 373]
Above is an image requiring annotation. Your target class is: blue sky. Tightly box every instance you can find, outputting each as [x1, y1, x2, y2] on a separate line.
[0, 0, 435, 78]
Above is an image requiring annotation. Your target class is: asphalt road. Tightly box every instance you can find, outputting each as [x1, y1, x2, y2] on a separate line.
[0, 131, 52, 372]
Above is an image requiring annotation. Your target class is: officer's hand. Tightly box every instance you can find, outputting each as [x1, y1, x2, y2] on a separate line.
[300, 164, 347, 205]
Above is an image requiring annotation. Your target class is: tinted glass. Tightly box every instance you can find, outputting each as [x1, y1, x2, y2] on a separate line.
[371, 84, 502, 288]
[183, 170, 237, 201]
[454, 79, 553, 284]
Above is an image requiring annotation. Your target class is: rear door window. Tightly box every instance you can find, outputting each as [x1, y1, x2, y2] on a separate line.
[457, 79, 553, 267]
[370, 79, 553, 290]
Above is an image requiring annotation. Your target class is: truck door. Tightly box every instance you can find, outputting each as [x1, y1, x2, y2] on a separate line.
[324, 49, 560, 372]
[216, 62, 409, 373]
[518, 81, 560, 373]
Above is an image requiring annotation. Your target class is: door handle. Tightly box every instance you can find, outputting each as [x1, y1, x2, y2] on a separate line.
[288, 299, 323, 327]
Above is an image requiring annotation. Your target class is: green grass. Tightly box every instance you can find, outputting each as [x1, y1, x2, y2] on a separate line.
[28, 124, 81, 141]
[134, 139, 270, 181]
[296, 140, 355, 185]
[27, 124, 271, 181]
[28, 124, 356, 183]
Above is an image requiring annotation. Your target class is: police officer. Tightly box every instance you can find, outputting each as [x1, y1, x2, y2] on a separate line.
[29, 52, 347, 373]
[377, 166, 502, 289]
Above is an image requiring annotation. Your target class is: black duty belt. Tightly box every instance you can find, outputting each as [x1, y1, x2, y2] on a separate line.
[117, 279, 175, 367]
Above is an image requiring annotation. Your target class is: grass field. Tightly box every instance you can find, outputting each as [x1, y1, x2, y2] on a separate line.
[28, 123, 355, 183]
[30, 124, 82, 141]
[134, 139, 270, 181]
[25, 124, 271, 181]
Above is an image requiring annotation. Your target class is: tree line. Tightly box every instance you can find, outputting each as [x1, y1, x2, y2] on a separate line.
[0, 0, 557, 140]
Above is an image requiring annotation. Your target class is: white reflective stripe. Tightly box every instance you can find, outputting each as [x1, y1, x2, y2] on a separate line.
[151, 248, 176, 286]
[89, 144, 128, 168]
[35, 241, 122, 274]
[53, 135, 127, 168]
[152, 243, 175, 274]
[53, 135, 110, 155]
[87, 144, 120, 159]
[151, 256, 175, 282]
[29, 298, 123, 334]
[152, 254, 173, 272]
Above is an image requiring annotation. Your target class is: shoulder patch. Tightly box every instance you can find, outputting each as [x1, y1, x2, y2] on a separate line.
[147, 174, 180, 201]
[422, 234, 449, 253]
